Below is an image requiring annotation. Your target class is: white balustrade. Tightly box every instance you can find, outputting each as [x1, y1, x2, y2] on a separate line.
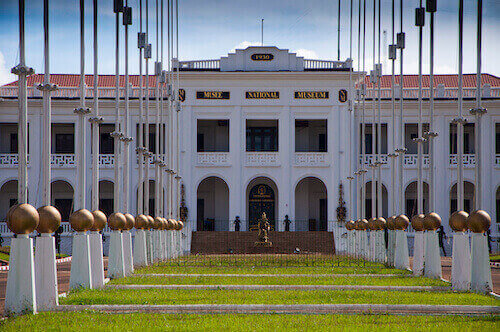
[245, 152, 280, 167]
[0, 154, 30, 168]
[98, 154, 114, 168]
[403, 154, 429, 167]
[50, 154, 76, 168]
[449, 154, 476, 167]
[294, 152, 329, 167]
[359, 154, 388, 166]
[197, 152, 230, 166]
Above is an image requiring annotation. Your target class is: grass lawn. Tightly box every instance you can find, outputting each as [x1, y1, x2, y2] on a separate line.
[491, 255, 500, 262]
[60, 288, 499, 306]
[0, 251, 9, 262]
[111, 275, 448, 287]
[2, 312, 498, 331]
[135, 265, 408, 275]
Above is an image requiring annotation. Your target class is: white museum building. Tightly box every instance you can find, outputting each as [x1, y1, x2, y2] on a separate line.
[0, 46, 499, 238]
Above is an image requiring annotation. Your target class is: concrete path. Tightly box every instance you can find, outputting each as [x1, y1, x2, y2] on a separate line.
[106, 284, 451, 291]
[54, 303, 500, 315]
[133, 273, 409, 278]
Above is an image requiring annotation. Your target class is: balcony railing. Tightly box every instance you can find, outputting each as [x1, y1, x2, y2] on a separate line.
[294, 152, 329, 167]
[245, 152, 280, 167]
[359, 154, 388, 166]
[197, 152, 230, 166]
[97, 154, 114, 168]
[50, 154, 76, 168]
[403, 154, 430, 167]
[449, 154, 476, 167]
[0, 154, 30, 167]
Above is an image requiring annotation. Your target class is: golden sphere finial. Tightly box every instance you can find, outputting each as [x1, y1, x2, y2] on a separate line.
[411, 214, 425, 232]
[69, 209, 94, 232]
[395, 214, 409, 230]
[376, 217, 386, 230]
[90, 210, 107, 231]
[423, 212, 441, 231]
[124, 213, 135, 231]
[135, 214, 148, 229]
[7, 203, 39, 234]
[467, 210, 491, 233]
[386, 216, 396, 230]
[449, 210, 469, 232]
[108, 212, 126, 231]
[36, 205, 61, 234]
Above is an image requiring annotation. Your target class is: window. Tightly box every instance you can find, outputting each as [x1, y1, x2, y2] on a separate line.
[55, 134, 74, 153]
[10, 133, 17, 153]
[246, 127, 278, 151]
[100, 133, 114, 154]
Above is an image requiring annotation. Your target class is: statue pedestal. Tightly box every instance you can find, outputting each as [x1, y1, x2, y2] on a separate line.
[35, 234, 58, 310]
[69, 232, 93, 290]
[254, 241, 273, 247]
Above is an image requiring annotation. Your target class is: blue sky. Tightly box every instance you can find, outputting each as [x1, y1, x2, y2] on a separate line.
[0, 0, 499, 85]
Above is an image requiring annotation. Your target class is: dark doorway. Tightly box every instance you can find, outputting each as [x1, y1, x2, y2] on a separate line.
[248, 184, 275, 230]
[197, 198, 204, 231]
[54, 198, 72, 221]
[319, 198, 327, 231]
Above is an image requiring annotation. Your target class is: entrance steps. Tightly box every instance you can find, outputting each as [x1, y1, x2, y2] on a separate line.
[190, 231, 335, 254]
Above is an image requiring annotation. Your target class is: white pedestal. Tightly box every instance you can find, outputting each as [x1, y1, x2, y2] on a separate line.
[387, 230, 396, 267]
[123, 230, 134, 275]
[413, 232, 425, 276]
[360, 231, 368, 259]
[6, 234, 37, 315]
[451, 232, 471, 291]
[35, 234, 58, 310]
[369, 231, 376, 261]
[375, 230, 386, 263]
[133, 229, 148, 267]
[394, 230, 410, 270]
[146, 230, 154, 265]
[424, 231, 442, 279]
[347, 231, 354, 256]
[108, 231, 125, 279]
[89, 232, 105, 288]
[69, 232, 93, 290]
[470, 233, 493, 293]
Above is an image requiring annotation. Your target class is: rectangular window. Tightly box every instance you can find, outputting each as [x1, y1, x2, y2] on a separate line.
[197, 134, 205, 152]
[246, 127, 278, 151]
[100, 133, 114, 154]
[10, 133, 17, 153]
[55, 134, 74, 153]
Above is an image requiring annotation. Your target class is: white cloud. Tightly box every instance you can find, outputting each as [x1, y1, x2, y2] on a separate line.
[294, 48, 319, 59]
[0, 51, 16, 86]
[229, 41, 262, 53]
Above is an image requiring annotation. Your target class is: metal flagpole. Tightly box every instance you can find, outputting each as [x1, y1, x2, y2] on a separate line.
[154, 0, 160, 218]
[388, 0, 397, 218]
[470, 0, 486, 210]
[74, 0, 91, 211]
[122, 1, 132, 213]
[90, 0, 102, 212]
[145, 0, 151, 216]
[426, 2, 437, 213]
[396, 0, 406, 216]
[137, 0, 145, 215]
[456, 0, 465, 212]
[355, 0, 362, 221]
[159, 0, 165, 217]
[175, 0, 181, 220]
[111, 2, 122, 213]
[416, 2, 425, 216]
[40, 0, 57, 207]
[370, 0, 376, 220]
[337, 0, 341, 61]
[361, 0, 366, 221]
[346, 0, 354, 222]
[376, 0, 382, 220]
[13, 0, 33, 204]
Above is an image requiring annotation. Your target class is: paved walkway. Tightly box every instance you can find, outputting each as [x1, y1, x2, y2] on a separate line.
[54, 303, 500, 315]
[106, 284, 451, 291]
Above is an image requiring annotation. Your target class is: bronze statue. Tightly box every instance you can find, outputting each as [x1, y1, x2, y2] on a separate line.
[255, 212, 272, 246]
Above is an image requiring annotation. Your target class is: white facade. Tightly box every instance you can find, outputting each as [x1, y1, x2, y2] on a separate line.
[0, 46, 499, 237]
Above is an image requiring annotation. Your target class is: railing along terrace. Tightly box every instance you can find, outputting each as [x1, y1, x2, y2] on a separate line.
[245, 152, 280, 166]
[197, 152, 230, 166]
[449, 154, 476, 167]
[362, 86, 499, 99]
[177, 59, 220, 70]
[303, 59, 351, 70]
[294, 152, 329, 166]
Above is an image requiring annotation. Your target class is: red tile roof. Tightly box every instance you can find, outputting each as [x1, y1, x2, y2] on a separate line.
[361, 73, 500, 88]
[3, 73, 500, 88]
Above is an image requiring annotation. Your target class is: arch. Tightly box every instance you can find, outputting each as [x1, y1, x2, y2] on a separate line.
[449, 181, 475, 214]
[293, 174, 328, 190]
[98, 180, 114, 216]
[364, 181, 389, 219]
[295, 177, 328, 231]
[195, 173, 231, 193]
[246, 176, 278, 230]
[0, 180, 18, 221]
[404, 181, 430, 217]
[196, 176, 229, 231]
[50, 180, 74, 221]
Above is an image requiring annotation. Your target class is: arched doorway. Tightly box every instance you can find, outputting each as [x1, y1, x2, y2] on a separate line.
[51, 180, 74, 221]
[404, 181, 429, 217]
[295, 177, 327, 231]
[364, 181, 389, 219]
[196, 176, 229, 231]
[450, 181, 475, 214]
[246, 177, 278, 230]
[0, 180, 18, 221]
[99, 180, 114, 216]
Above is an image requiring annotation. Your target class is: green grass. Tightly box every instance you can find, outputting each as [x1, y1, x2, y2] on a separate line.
[491, 255, 500, 262]
[111, 275, 448, 287]
[135, 265, 408, 275]
[61, 288, 499, 306]
[1, 312, 499, 331]
[0, 251, 9, 261]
